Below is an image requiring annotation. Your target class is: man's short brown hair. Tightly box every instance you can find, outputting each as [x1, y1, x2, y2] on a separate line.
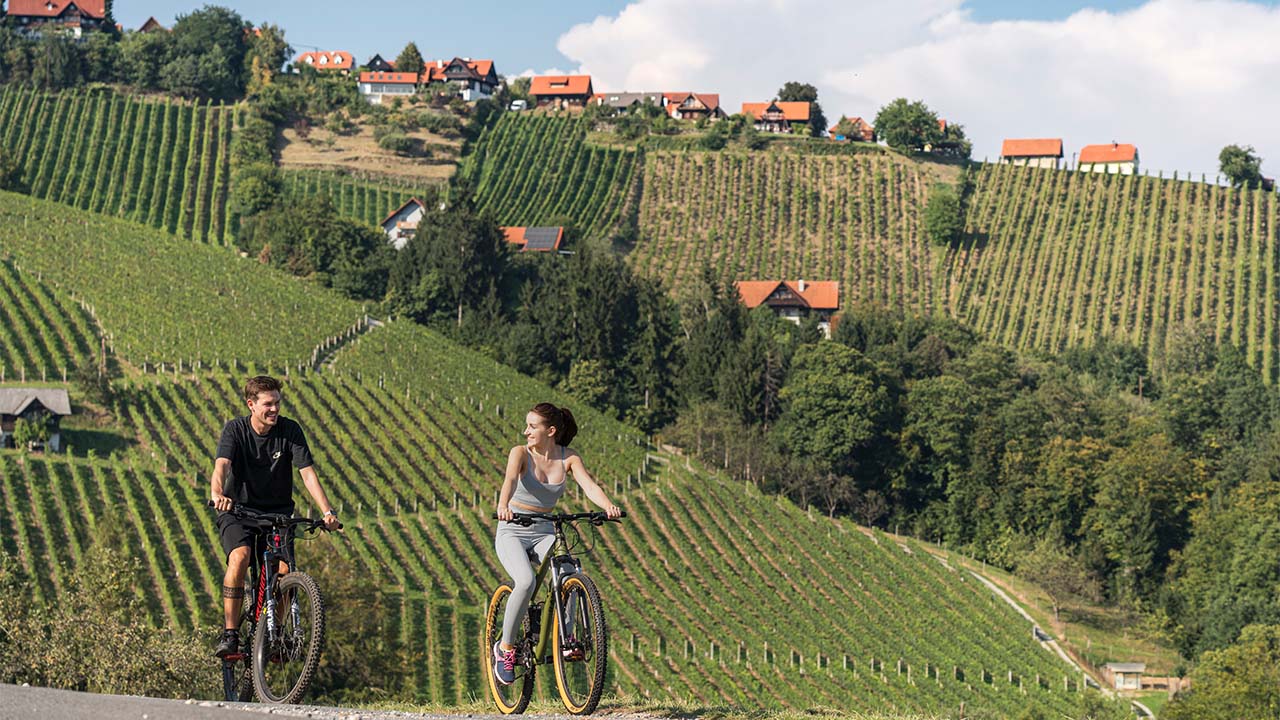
[243, 375, 283, 402]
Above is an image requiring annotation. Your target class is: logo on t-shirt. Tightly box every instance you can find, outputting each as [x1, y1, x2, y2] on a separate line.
[272, 451, 282, 461]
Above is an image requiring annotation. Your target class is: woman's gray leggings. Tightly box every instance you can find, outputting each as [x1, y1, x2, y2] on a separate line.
[495, 521, 556, 646]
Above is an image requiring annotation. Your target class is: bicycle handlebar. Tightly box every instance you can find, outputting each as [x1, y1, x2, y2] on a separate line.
[492, 510, 626, 526]
[207, 501, 343, 531]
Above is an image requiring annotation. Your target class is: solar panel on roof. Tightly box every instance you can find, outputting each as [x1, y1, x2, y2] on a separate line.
[523, 227, 560, 252]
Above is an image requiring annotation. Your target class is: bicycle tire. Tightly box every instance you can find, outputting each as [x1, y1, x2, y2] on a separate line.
[552, 573, 607, 715]
[484, 584, 534, 714]
[252, 572, 325, 704]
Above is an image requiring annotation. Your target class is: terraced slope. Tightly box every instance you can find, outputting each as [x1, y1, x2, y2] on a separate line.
[947, 164, 1280, 380]
[280, 169, 441, 228]
[0, 257, 97, 381]
[0, 87, 235, 243]
[0, 191, 364, 368]
[631, 151, 938, 311]
[459, 114, 640, 240]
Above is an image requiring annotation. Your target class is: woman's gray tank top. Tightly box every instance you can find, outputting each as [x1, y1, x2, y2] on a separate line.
[510, 446, 567, 509]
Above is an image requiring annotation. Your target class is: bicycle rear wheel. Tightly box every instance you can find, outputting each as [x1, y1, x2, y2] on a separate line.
[553, 573, 607, 714]
[252, 572, 325, 704]
[484, 584, 534, 714]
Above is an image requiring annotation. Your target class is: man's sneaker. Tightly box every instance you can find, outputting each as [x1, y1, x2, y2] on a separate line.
[214, 629, 240, 659]
[562, 635, 585, 662]
[493, 642, 516, 686]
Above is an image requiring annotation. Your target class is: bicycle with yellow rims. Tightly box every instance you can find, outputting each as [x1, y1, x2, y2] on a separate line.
[483, 510, 625, 715]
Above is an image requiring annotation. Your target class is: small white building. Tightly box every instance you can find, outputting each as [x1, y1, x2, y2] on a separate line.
[0, 388, 72, 452]
[1079, 143, 1139, 174]
[380, 198, 426, 250]
[1104, 662, 1145, 691]
[1000, 138, 1063, 169]
[358, 71, 419, 105]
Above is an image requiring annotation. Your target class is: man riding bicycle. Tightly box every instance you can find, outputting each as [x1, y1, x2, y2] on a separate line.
[211, 375, 340, 659]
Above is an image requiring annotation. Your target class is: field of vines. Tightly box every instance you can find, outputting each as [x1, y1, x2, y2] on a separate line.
[0, 86, 235, 243]
[460, 114, 639, 240]
[0, 192, 364, 368]
[632, 151, 937, 311]
[0, 256, 96, 383]
[280, 169, 443, 228]
[946, 164, 1280, 381]
[0, 360, 1115, 715]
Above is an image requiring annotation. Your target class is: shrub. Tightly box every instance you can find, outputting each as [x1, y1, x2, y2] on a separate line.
[378, 132, 415, 155]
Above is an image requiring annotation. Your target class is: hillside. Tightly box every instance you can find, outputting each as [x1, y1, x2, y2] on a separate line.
[281, 169, 440, 228]
[0, 194, 1119, 716]
[0, 87, 235, 244]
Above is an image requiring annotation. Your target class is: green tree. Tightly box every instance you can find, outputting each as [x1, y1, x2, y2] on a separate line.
[11, 416, 50, 450]
[776, 81, 827, 138]
[1163, 624, 1280, 720]
[162, 5, 250, 100]
[117, 29, 171, 90]
[923, 182, 963, 245]
[565, 359, 613, 409]
[31, 35, 81, 89]
[874, 98, 942, 152]
[1015, 535, 1102, 622]
[1219, 144, 1264, 189]
[245, 22, 290, 81]
[676, 266, 744, 405]
[0, 147, 22, 192]
[394, 41, 424, 80]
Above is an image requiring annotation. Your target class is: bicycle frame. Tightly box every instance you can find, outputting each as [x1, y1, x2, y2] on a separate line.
[525, 523, 584, 664]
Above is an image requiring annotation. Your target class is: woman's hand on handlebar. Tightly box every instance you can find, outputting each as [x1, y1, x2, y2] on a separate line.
[604, 504, 622, 519]
[495, 505, 514, 522]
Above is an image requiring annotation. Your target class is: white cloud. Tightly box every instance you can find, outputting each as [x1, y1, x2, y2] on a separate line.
[556, 0, 1280, 176]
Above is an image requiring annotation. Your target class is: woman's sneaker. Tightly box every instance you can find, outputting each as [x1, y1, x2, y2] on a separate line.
[562, 635, 585, 661]
[493, 642, 516, 685]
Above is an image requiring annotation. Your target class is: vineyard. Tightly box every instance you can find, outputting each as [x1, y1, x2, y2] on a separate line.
[0, 257, 96, 383]
[459, 114, 640, 240]
[280, 169, 443, 229]
[0, 191, 364, 368]
[0, 86, 235, 244]
[946, 164, 1280, 380]
[630, 151, 940, 311]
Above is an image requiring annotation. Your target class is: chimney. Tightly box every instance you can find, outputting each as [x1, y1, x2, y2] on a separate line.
[798, 279, 807, 292]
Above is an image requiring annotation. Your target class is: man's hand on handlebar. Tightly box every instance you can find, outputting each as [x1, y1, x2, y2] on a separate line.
[211, 493, 234, 512]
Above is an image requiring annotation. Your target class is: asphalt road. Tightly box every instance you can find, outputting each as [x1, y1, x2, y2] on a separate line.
[0, 684, 563, 720]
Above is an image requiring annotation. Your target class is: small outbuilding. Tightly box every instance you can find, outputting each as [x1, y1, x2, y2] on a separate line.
[0, 388, 72, 452]
[1079, 143, 1139, 174]
[1104, 662, 1145, 691]
[502, 226, 565, 252]
[1000, 138, 1064, 169]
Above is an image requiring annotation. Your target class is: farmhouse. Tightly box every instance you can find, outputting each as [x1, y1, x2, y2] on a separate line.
[663, 92, 726, 121]
[0, 388, 72, 452]
[741, 101, 810, 134]
[736, 280, 839, 336]
[365, 54, 395, 72]
[592, 92, 665, 111]
[358, 71, 419, 105]
[530, 75, 595, 110]
[1000, 138, 1064, 169]
[296, 51, 355, 75]
[829, 116, 875, 142]
[380, 198, 426, 250]
[502, 227, 565, 252]
[423, 58, 500, 101]
[1078, 143, 1139, 174]
[7, 0, 108, 38]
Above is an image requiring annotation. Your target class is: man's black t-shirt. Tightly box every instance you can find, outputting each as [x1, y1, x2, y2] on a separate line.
[215, 415, 313, 512]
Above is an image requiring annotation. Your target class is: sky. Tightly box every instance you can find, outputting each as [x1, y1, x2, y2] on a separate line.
[115, 1, 1280, 177]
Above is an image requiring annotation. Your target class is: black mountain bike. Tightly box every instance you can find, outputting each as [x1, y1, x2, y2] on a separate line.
[483, 511, 625, 715]
[209, 502, 340, 704]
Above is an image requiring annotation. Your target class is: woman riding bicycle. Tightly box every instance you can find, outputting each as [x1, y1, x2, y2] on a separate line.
[492, 402, 621, 686]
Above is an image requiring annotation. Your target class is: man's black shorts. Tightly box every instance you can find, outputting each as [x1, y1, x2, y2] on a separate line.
[217, 511, 296, 562]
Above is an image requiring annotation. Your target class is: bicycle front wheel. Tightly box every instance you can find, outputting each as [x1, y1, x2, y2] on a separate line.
[553, 573, 607, 714]
[252, 572, 325, 704]
[484, 584, 534, 715]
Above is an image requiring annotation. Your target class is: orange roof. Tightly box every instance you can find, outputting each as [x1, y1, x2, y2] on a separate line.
[1001, 138, 1063, 158]
[735, 281, 839, 311]
[501, 226, 564, 251]
[9, 0, 105, 17]
[297, 51, 354, 71]
[423, 58, 496, 82]
[741, 101, 810, 122]
[529, 75, 593, 97]
[359, 71, 419, 85]
[829, 116, 872, 134]
[1079, 143, 1138, 164]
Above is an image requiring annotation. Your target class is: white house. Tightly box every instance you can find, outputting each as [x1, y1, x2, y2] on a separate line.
[358, 71, 419, 105]
[1000, 138, 1064, 169]
[1079, 143, 1139, 174]
[423, 58, 500, 101]
[735, 280, 840, 337]
[380, 198, 426, 249]
[1104, 663, 1145, 691]
[0, 388, 72, 452]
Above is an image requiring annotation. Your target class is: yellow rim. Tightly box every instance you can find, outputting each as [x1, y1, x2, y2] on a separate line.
[485, 584, 522, 715]
[553, 577, 591, 714]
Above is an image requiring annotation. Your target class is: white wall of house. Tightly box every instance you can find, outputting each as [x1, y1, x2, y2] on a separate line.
[1079, 160, 1137, 175]
[1002, 156, 1060, 169]
[382, 205, 426, 250]
[359, 83, 417, 105]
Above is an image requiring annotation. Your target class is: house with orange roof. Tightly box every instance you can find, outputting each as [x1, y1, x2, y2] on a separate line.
[530, 75, 595, 110]
[296, 51, 355, 75]
[380, 198, 427, 249]
[664, 92, 726, 121]
[358, 71, 420, 105]
[741, 101, 811, 134]
[829, 116, 875, 142]
[364, 54, 395, 72]
[736, 280, 840, 336]
[1078, 142, 1139, 174]
[501, 227, 565, 252]
[423, 58, 500, 101]
[1000, 138, 1063, 169]
[7, 0, 108, 37]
